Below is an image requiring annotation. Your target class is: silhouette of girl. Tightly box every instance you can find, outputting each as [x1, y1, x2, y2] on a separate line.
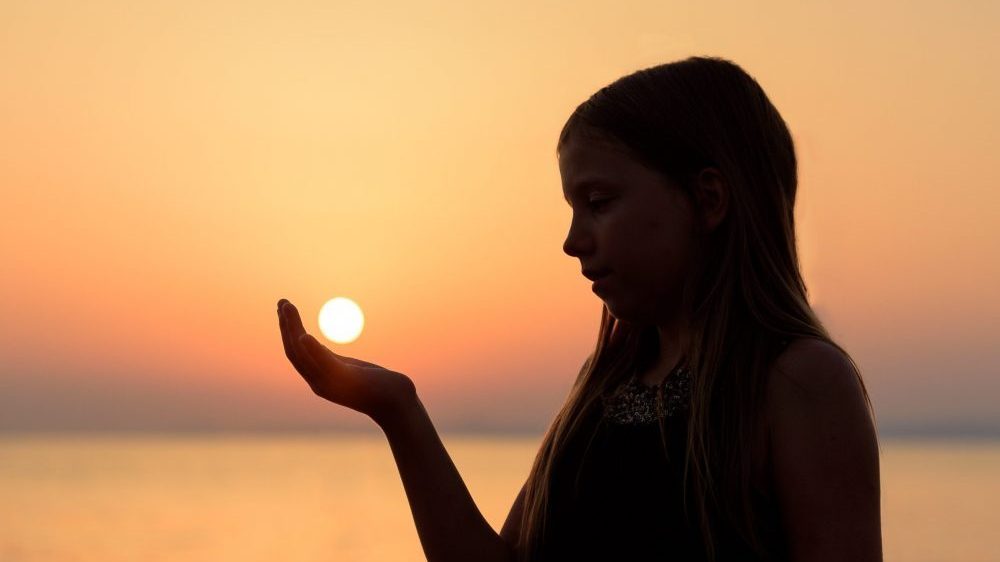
[277, 55, 882, 562]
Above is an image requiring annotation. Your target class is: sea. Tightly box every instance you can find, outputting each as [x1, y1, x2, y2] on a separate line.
[1, 433, 998, 561]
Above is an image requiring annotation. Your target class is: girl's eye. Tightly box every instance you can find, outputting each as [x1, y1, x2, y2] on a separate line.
[588, 198, 613, 212]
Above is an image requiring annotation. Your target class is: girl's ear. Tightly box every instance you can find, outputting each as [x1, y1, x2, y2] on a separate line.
[694, 167, 729, 233]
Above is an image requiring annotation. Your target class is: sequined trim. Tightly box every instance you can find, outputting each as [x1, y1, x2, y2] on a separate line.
[601, 366, 692, 425]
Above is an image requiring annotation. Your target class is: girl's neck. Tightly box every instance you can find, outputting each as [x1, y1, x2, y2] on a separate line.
[635, 325, 689, 387]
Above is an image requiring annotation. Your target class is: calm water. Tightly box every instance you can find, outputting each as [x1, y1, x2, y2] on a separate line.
[1, 433, 998, 561]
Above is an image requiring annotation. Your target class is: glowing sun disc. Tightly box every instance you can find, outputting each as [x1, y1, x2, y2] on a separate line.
[318, 297, 365, 344]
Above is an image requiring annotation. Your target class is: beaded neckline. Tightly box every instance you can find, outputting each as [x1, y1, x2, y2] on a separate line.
[600, 364, 692, 425]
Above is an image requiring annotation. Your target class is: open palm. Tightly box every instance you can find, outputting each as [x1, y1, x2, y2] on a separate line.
[277, 299, 415, 426]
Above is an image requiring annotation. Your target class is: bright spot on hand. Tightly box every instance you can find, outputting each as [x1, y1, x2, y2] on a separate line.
[318, 297, 365, 344]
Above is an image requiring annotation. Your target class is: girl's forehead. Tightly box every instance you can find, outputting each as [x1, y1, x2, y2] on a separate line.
[559, 131, 634, 159]
[559, 138, 651, 181]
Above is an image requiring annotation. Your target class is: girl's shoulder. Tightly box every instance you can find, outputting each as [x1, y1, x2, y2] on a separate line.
[769, 337, 858, 393]
[763, 336, 873, 471]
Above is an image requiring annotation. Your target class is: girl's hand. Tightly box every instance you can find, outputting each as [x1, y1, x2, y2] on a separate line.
[277, 299, 416, 427]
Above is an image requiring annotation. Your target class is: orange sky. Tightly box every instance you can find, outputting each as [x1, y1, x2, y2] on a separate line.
[2, 0, 998, 434]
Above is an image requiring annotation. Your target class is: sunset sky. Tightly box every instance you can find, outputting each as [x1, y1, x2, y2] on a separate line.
[2, 0, 997, 436]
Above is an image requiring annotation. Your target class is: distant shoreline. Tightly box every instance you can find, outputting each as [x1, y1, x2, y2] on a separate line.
[1, 427, 999, 442]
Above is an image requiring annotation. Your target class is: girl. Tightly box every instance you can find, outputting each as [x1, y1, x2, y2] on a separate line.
[277, 55, 882, 561]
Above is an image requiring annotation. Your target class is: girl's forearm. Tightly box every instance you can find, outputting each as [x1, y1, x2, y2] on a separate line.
[379, 391, 515, 562]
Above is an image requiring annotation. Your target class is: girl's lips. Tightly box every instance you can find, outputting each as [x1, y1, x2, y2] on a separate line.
[592, 274, 612, 293]
[582, 267, 612, 281]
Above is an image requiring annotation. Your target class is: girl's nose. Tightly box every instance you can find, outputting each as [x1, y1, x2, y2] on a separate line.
[562, 218, 593, 258]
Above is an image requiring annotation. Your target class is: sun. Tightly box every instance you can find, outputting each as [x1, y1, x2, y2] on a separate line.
[317, 297, 365, 344]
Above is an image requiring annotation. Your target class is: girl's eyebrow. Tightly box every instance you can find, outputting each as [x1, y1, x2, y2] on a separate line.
[563, 178, 621, 204]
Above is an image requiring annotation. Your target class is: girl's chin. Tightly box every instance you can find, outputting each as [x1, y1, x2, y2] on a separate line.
[604, 299, 659, 326]
[602, 298, 632, 321]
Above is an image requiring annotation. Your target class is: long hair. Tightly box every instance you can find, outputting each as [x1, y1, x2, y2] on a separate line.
[514, 56, 877, 561]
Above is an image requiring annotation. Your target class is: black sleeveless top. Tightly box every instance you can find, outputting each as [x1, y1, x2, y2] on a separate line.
[535, 361, 790, 562]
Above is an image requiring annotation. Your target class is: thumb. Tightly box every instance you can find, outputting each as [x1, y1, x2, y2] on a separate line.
[299, 333, 344, 364]
[300, 334, 361, 370]
[299, 333, 319, 351]
[298, 334, 326, 365]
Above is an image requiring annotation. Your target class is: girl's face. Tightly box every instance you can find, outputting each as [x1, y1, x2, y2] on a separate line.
[559, 133, 700, 325]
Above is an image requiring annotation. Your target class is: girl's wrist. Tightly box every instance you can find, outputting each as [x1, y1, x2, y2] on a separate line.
[373, 379, 421, 433]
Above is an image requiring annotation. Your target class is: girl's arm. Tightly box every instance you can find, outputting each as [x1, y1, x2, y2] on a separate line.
[380, 391, 517, 562]
[767, 338, 883, 562]
[499, 481, 527, 545]
[277, 300, 515, 562]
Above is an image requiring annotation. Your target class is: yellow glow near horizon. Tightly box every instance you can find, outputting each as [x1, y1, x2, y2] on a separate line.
[318, 297, 365, 344]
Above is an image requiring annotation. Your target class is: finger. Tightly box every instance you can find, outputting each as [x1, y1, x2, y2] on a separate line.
[297, 333, 353, 377]
[281, 300, 308, 340]
[277, 302, 300, 366]
[280, 301, 324, 373]
[278, 304, 312, 376]
[278, 302, 322, 379]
